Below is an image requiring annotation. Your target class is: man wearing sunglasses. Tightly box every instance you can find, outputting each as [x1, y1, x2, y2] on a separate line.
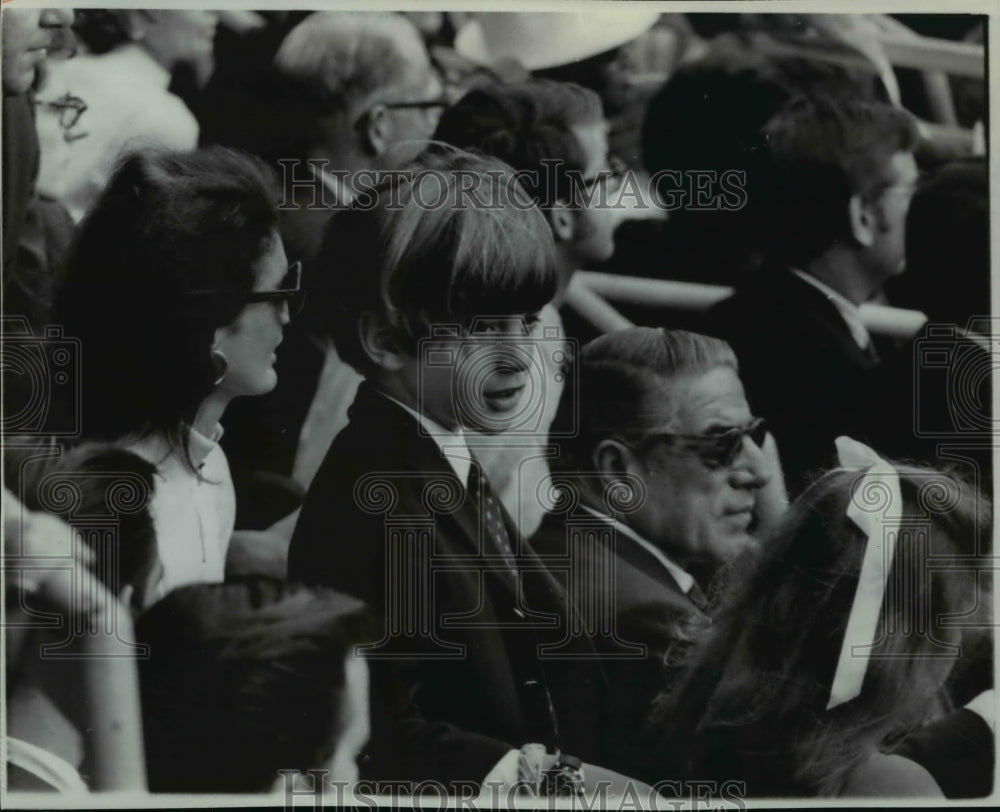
[532, 326, 784, 775]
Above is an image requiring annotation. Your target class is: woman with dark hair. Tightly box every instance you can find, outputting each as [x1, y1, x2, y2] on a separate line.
[55, 146, 298, 595]
[137, 576, 372, 793]
[641, 440, 991, 797]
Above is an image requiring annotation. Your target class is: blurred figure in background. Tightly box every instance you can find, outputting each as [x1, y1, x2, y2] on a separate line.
[5, 443, 157, 792]
[34, 10, 218, 222]
[138, 577, 373, 793]
[706, 94, 920, 493]
[268, 11, 445, 262]
[2, 6, 76, 332]
[868, 157, 992, 494]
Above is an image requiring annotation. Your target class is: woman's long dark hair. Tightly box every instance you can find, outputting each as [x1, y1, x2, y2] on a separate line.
[644, 463, 990, 796]
[55, 147, 279, 462]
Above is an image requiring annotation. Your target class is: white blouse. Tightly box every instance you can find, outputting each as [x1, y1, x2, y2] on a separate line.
[126, 424, 234, 596]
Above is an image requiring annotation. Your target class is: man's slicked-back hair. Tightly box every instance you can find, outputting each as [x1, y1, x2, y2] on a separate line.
[309, 147, 558, 378]
[433, 79, 604, 206]
[137, 576, 374, 793]
[557, 327, 738, 472]
[761, 93, 919, 266]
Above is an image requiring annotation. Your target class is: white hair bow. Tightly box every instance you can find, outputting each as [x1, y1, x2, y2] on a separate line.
[826, 436, 903, 710]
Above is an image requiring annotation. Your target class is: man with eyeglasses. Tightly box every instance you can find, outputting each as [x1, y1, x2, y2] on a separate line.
[531, 326, 784, 774]
[434, 79, 626, 313]
[270, 11, 447, 264]
[706, 93, 921, 493]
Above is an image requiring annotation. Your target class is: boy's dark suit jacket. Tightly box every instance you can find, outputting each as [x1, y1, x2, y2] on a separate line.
[530, 497, 709, 774]
[288, 383, 607, 785]
[705, 266, 895, 493]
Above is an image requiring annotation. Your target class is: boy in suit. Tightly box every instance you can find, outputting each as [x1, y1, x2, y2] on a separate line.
[288, 149, 612, 790]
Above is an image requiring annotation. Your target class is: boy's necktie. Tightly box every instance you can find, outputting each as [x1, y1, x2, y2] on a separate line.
[467, 463, 518, 575]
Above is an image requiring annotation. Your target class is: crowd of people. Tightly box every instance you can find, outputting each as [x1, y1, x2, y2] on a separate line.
[2, 7, 993, 801]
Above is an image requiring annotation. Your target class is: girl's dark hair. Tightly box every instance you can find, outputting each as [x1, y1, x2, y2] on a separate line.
[137, 576, 374, 793]
[55, 147, 280, 458]
[645, 462, 990, 796]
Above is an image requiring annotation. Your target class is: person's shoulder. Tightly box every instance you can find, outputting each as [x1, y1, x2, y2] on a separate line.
[840, 751, 944, 798]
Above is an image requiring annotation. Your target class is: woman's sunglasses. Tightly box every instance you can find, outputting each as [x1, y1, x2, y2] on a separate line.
[245, 260, 304, 315]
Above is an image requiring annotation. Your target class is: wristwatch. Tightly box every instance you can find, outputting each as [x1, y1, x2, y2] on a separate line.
[541, 752, 586, 797]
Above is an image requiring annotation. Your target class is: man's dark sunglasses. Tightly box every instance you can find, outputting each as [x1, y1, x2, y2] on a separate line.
[245, 260, 304, 315]
[624, 417, 768, 468]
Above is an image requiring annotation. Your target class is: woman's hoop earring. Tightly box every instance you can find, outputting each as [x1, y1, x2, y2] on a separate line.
[211, 350, 228, 387]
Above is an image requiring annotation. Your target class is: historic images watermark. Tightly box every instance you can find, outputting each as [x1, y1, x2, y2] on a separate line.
[277, 158, 749, 213]
[279, 772, 749, 810]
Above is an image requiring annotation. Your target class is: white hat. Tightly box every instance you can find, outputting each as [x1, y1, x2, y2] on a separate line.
[454, 10, 661, 71]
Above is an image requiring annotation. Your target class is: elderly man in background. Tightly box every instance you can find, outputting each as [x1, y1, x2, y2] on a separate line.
[270, 11, 446, 262]
[532, 327, 784, 773]
[221, 12, 448, 531]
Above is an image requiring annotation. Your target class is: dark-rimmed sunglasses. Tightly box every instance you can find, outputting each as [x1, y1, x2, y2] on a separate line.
[245, 260, 304, 315]
[624, 417, 768, 468]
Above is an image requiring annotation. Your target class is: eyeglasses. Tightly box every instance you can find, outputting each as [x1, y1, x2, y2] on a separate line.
[245, 260, 304, 315]
[580, 155, 627, 192]
[43, 93, 88, 142]
[623, 417, 768, 468]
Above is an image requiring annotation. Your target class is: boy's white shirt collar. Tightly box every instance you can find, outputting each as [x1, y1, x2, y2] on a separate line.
[381, 393, 473, 487]
[579, 504, 696, 595]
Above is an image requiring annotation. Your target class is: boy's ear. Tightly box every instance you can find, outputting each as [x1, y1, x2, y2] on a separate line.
[546, 201, 577, 243]
[359, 311, 408, 372]
[848, 192, 878, 248]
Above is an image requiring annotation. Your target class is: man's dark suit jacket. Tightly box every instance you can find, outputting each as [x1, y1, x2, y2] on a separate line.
[288, 383, 607, 785]
[705, 266, 893, 493]
[531, 495, 709, 775]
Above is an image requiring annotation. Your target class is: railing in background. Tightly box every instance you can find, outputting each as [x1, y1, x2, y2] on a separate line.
[567, 272, 929, 340]
[624, 16, 984, 150]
